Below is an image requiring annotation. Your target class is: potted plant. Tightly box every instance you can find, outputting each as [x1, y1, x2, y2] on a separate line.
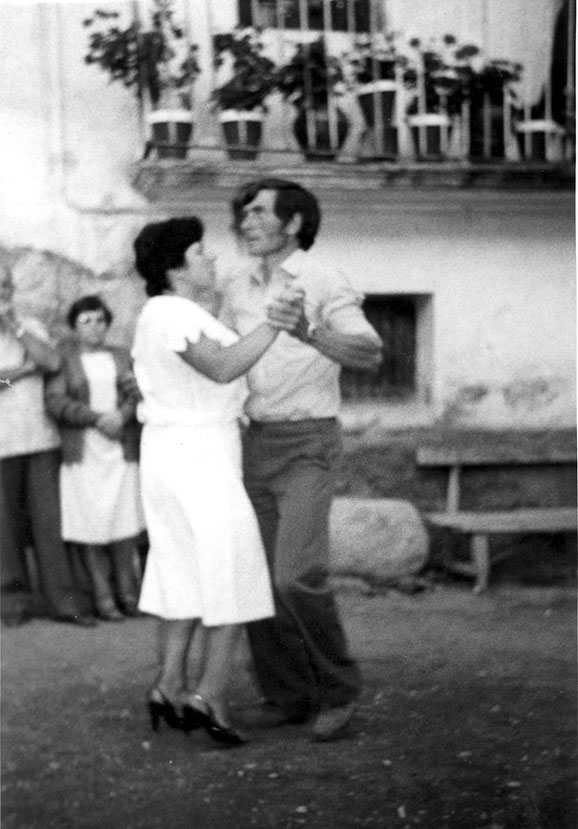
[344, 32, 405, 159]
[470, 59, 523, 159]
[403, 34, 479, 159]
[275, 37, 349, 161]
[83, 0, 201, 159]
[210, 28, 277, 160]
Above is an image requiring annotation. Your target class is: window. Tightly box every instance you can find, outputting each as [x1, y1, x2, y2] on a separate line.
[341, 295, 420, 401]
[238, 0, 371, 32]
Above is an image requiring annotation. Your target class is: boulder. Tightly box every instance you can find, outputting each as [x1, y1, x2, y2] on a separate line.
[329, 497, 429, 583]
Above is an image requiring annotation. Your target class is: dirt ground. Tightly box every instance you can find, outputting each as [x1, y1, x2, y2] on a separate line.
[1, 582, 576, 829]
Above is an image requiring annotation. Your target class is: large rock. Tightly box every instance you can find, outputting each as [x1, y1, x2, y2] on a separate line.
[329, 497, 429, 583]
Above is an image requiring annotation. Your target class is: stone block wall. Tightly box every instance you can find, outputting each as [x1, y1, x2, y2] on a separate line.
[4, 244, 147, 349]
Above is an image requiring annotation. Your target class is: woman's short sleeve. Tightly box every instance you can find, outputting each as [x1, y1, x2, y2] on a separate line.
[165, 298, 238, 353]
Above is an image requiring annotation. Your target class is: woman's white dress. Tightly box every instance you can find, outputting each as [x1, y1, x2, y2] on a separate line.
[132, 295, 274, 626]
[60, 351, 145, 544]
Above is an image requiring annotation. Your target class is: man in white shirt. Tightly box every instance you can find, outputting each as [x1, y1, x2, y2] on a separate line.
[221, 179, 383, 741]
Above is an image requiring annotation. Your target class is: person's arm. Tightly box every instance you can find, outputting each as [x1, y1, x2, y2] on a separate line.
[0, 311, 61, 374]
[44, 368, 100, 427]
[268, 257, 383, 371]
[299, 320, 382, 371]
[177, 322, 280, 383]
[0, 358, 37, 388]
[268, 299, 383, 372]
[114, 351, 140, 422]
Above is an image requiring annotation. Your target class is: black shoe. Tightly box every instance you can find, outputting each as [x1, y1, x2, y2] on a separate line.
[1, 609, 32, 627]
[119, 599, 141, 618]
[53, 613, 97, 628]
[148, 689, 184, 732]
[183, 695, 245, 747]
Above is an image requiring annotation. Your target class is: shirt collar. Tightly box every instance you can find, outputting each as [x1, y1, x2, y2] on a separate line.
[249, 248, 308, 287]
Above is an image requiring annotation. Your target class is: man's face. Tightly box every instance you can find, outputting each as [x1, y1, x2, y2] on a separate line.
[240, 189, 292, 257]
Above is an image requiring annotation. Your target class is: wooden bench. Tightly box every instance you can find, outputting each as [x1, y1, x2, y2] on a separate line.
[416, 446, 577, 593]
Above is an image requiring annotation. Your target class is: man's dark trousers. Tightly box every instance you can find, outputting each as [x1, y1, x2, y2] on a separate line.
[243, 418, 361, 717]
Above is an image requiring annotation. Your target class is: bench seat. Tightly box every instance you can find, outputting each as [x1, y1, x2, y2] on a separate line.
[426, 507, 577, 535]
[417, 445, 577, 592]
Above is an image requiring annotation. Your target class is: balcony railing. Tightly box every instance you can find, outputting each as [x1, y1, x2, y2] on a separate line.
[140, 0, 575, 166]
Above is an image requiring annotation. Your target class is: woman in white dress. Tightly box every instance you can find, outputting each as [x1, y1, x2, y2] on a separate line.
[45, 296, 145, 621]
[132, 218, 303, 747]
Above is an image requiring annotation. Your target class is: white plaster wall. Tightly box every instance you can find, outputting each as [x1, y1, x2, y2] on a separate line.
[182, 189, 577, 430]
[0, 3, 574, 431]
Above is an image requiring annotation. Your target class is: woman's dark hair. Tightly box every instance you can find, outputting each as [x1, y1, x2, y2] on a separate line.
[231, 178, 321, 251]
[134, 217, 204, 297]
[67, 295, 113, 329]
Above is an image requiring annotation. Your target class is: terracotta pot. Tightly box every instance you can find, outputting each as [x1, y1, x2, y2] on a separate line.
[408, 113, 452, 159]
[515, 119, 565, 162]
[147, 110, 194, 160]
[293, 106, 349, 161]
[219, 110, 265, 160]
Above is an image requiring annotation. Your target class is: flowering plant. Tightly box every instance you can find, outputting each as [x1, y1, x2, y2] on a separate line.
[210, 28, 277, 112]
[276, 37, 346, 109]
[83, 0, 200, 108]
[344, 32, 407, 86]
[403, 33, 522, 115]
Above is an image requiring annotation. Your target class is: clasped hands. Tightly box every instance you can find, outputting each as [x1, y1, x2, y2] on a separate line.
[96, 411, 124, 440]
[265, 281, 309, 340]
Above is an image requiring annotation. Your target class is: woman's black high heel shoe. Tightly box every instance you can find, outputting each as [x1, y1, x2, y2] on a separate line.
[148, 689, 183, 732]
[182, 694, 245, 746]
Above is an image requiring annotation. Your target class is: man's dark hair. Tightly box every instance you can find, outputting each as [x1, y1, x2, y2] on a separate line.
[232, 178, 321, 251]
[67, 295, 113, 329]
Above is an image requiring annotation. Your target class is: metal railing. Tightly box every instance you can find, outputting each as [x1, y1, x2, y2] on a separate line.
[142, 0, 574, 164]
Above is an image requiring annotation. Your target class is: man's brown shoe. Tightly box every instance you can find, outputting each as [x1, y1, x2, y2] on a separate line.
[311, 702, 355, 742]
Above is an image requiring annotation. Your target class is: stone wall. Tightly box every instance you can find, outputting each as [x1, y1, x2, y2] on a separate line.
[4, 244, 147, 349]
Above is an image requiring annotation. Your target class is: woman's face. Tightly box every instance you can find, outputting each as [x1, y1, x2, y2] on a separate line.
[171, 242, 216, 301]
[74, 309, 109, 349]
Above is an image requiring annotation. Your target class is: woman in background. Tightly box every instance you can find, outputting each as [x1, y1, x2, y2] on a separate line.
[132, 217, 302, 747]
[45, 295, 145, 621]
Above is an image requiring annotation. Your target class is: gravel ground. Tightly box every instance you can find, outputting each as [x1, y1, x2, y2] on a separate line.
[2, 583, 576, 829]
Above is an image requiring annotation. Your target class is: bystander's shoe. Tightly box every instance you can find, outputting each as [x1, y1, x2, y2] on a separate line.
[52, 613, 97, 628]
[238, 701, 312, 729]
[119, 598, 141, 618]
[95, 598, 124, 622]
[1, 609, 32, 627]
[311, 702, 356, 742]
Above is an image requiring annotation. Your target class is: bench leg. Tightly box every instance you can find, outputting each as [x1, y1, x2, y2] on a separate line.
[471, 534, 490, 593]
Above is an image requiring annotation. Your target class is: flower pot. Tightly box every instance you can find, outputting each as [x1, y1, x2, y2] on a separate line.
[469, 101, 506, 159]
[147, 110, 194, 160]
[408, 113, 452, 160]
[357, 80, 398, 159]
[218, 110, 265, 160]
[515, 119, 565, 162]
[293, 107, 349, 161]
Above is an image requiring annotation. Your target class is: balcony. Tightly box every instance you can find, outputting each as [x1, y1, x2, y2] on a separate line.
[120, 0, 574, 201]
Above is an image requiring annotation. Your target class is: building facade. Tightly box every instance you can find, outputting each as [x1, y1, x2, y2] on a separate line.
[0, 0, 574, 432]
